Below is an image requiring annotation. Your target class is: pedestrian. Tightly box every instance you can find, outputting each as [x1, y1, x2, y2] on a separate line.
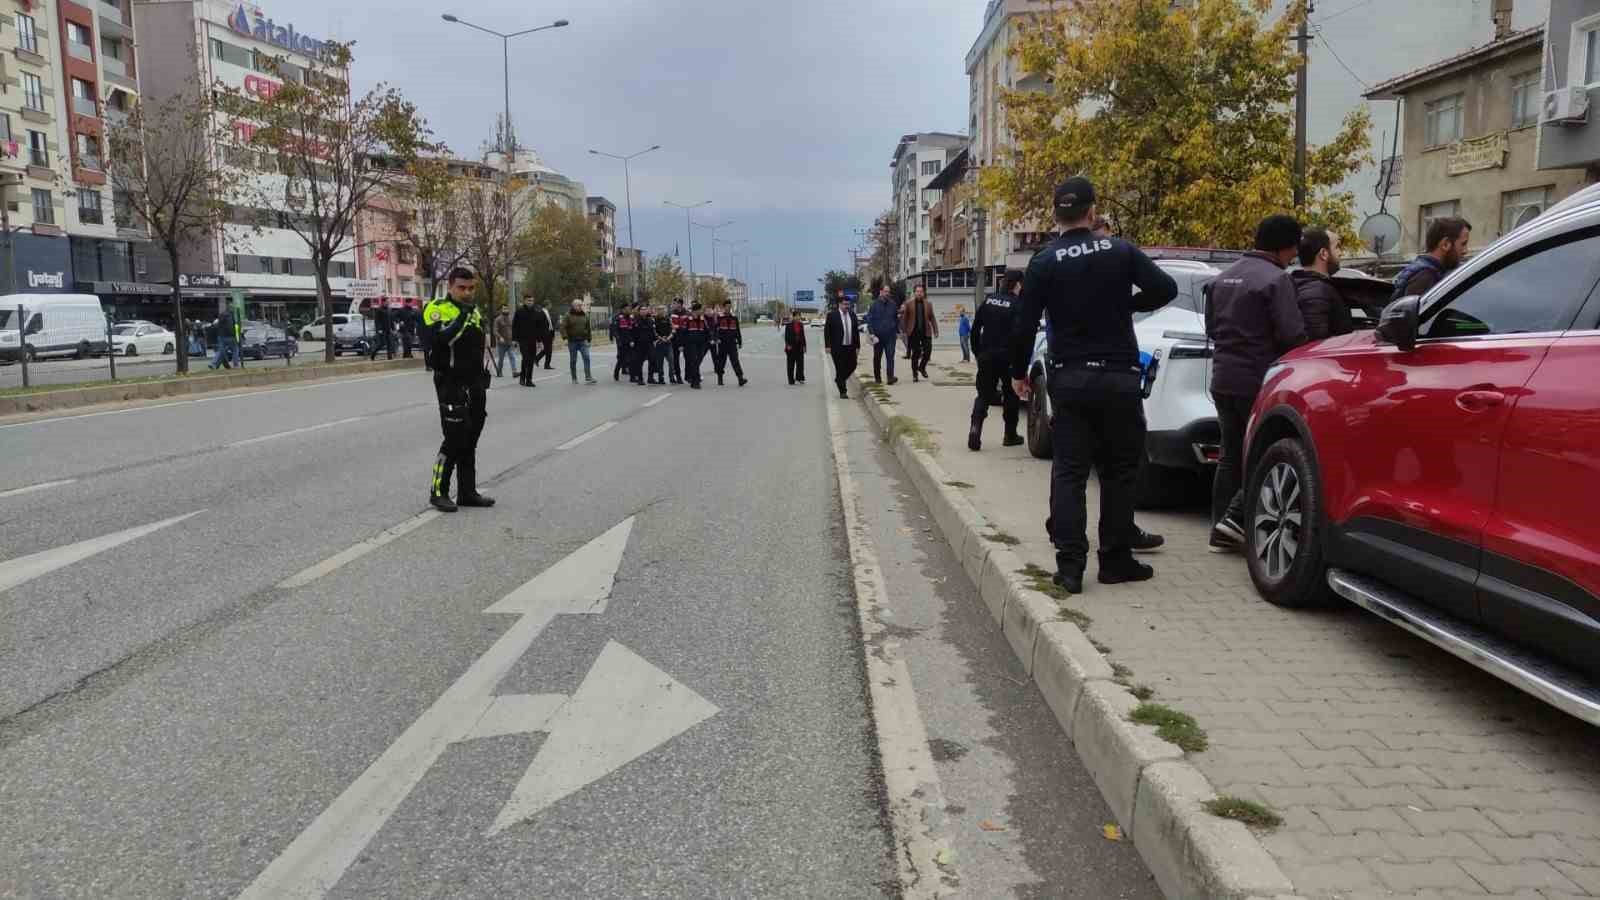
[668, 298, 687, 385]
[1008, 176, 1178, 594]
[612, 304, 635, 382]
[209, 306, 239, 369]
[898, 283, 938, 381]
[492, 305, 520, 379]
[680, 302, 712, 389]
[713, 303, 747, 387]
[825, 294, 861, 399]
[1392, 216, 1471, 300]
[424, 267, 494, 512]
[535, 300, 556, 369]
[649, 306, 672, 384]
[784, 312, 808, 385]
[562, 300, 597, 384]
[629, 306, 653, 385]
[968, 269, 1024, 451]
[1291, 228, 1354, 341]
[369, 302, 395, 361]
[958, 307, 972, 362]
[865, 285, 899, 384]
[512, 296, 538, 386]
[1204, 213, 1308, 553]
[399, 303, 417, 358]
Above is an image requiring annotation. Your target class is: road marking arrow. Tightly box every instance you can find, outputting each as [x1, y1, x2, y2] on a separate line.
[0, 511, 203, 595]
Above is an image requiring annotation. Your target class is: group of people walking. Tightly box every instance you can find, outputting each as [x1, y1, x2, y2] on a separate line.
[488, 298, 557, 387]
[608, 300, 748, 390]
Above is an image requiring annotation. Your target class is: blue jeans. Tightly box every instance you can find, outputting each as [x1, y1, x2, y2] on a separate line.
[210, 339, 239, 369]
[494, 342, 519, 377]
[569, 341, 592, 381]
[960, 334, 971, 361]
[871, 334, 896, 381]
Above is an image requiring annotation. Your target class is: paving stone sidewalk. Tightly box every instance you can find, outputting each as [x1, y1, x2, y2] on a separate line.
[864, 367, 1600, 900]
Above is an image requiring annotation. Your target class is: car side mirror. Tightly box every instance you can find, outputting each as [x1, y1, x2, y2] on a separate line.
[1377, 296, 1420, 352]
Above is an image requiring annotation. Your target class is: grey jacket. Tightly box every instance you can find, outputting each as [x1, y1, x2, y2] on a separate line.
[1204, 251, 1307, 397]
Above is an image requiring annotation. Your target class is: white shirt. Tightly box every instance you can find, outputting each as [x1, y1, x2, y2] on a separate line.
[839, 310, 855, 347]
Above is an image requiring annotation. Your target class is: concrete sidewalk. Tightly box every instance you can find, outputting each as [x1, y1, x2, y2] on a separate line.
[858, 366, 1600, 900]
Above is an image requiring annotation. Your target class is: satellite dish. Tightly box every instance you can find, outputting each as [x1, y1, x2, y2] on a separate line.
[1359, 213, 1402, 258]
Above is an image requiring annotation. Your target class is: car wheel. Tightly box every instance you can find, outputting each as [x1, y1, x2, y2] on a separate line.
[125, 344, 138, 357]
[25, 345, 36, 363]
[163, 342, 175, 354]
[1134, 462, 1194, 510]
[76, 341, 90, 360]
[1245, 437, 1336, 608]
[1025, 372, 1052, 460]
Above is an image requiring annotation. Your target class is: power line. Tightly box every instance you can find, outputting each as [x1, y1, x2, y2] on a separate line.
[1313, 0, 1377, 25]
[1312, 23, 1371, 90]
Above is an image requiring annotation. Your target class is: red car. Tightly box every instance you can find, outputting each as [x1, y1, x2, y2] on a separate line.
[1242, 184, 1600, 724]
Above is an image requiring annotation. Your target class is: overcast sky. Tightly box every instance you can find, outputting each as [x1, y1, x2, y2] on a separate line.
[257, 0, 1545, 293]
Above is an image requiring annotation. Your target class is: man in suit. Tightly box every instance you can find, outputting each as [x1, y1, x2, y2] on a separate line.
[783, 312, 807, 385]
[824, 291, 861, 399]
[512, 296, 539, 386]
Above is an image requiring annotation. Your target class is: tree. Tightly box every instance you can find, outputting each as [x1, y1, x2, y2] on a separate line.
[106, 65, 231, 374]
[695, 278, 730, 309]
[646, 254, 687, 304]
[516, 203, 598, 308]
[222, 43, 434, 361]
[821, 270, 861, 303]
[862, 210, 899, 285]
[400, 156, 469, 301]
[978, 0, 1370, 249]
[593, 272, 629, 311]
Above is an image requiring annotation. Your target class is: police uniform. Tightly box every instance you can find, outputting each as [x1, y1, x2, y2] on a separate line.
[712, 312, 746, 386]
[424, 295, 492, 508]
[668, 306, 687, 384]
[629, 313, 653, 384]
[650, 313, 673, 384]
[1009, 179, 1176, 588]
[612, 310, 634, 382]
[969, 287, 1022, 450]
[680, 307, 711, 388]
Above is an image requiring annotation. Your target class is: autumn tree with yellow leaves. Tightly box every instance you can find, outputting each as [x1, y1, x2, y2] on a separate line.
[979, 0, 1370, 249]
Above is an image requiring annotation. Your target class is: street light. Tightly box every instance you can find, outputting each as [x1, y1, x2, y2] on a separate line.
[441, 13, 568, 308]
[714, 237, 747, 314]
[691, 218, 735, 281]
[663, 199, 711, 304]
[588, 145, 660, 308]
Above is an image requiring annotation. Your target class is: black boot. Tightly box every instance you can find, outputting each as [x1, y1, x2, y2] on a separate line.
[455, 461, 493, 508]
[430, 493, 458, 512]
[968, 418, 982, 452]
[1099, 553, 1154, 585]
[1002, 425, 1024, 447]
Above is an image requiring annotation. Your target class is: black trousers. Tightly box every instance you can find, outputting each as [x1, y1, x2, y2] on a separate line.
[714, 343, 743, 381]
[684, 340, 707, 385]
[614, 340, 629, 380]
[518, 341, 536, 383]
[649, 341, 668, 382]
[1048, 369, 1145, 572]
[1211, 391, 1255, 526]
[671, 342, 684, 383]
[872, 335, 896, 381]
[401, 330, 414, 358]
[972, 352, 1020, 431]
[537, 335, 554, 368]
[432, 378, 487, 498]
[787, 350, 806, 384]
[909, 332, 932, 375]
[629, 339, 647, 382]
[831, 348, 858, 395]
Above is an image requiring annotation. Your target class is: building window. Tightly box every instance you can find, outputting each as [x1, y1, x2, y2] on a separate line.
[1420, 200, 1460, 244]
[921, 214, 929, 230]
[920, 159, 940, 176]
[78, 189, 102, 224]
[28, 130, 48, 167]
[76, 132, 102, 170]
[66, 21, 93, 60]
[1590, 24, 1600, 85]
[1424, 93, 1463, 147]
[0, 114, 10, 144]
[1511, 70, 1540, 129]
[16, 14, 37, 54]
[101, 36, 122, 60]
[32, 188, 53, 224]
[113, 189, 133, 227]
[209, 38, 253, 69]
[71, 78, 97, 118]
[22, 73, 45, 113]
[1501, 186, 1553, 235]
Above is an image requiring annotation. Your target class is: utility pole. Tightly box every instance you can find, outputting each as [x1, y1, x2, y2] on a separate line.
[1293, 2, 1313, 210]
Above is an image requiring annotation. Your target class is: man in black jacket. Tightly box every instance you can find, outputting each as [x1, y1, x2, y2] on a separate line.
[969, 268, 1024, 451]
[512, 296, 539, 386]
[629, 307, 653, 385]
[533, 300, 555, 369]
[423, 267, 494, 512]
[680, 303, 712, 388]
[649, 306, 673, 384]
[783, 313, 807, 385]
[824, 293, 861, 399]
[1204, 214, 1307, 552]
[713, 303, 747, 387]
[1009, 177, 1177, 593]
[1291, 227, 1353, 341]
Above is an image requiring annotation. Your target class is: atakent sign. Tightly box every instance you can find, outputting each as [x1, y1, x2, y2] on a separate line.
[228, 3, 329, 60]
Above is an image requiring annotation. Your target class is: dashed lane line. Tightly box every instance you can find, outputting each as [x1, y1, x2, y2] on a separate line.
[642, 393, 672, 408]
[0, 479, 76, 500]
[226, 416, 369, 448]
[556, 421, 617, 451]
[276, 511, 442, 591]
[0, 511, 205, 595]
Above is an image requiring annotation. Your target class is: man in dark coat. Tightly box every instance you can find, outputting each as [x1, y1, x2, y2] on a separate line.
[1291, 228, 1353, 341]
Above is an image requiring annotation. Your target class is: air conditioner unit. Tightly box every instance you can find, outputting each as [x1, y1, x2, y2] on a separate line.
[1542, 86, 1590, 126]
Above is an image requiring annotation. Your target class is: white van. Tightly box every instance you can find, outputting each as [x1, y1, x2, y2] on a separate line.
[0, 294, 109, 362]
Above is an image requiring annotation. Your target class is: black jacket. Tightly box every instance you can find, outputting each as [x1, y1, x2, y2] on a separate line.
[1205, 251, 1307, 397]
[1291, 270, 1353, 341]
[824, 307, 861, 353]
[715, 314, 742, 347]
[784, 320, 807, 353]
[970, 292, 1017, 358]
[1009, 228, 1177, 381]
[512, 306, 536, 342]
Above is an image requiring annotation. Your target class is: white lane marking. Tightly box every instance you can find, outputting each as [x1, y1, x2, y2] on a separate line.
[824, 355, 956, 896]
[0, 511, 204, 595]
[0, 371, 415, 431]
[555, 421, 616, 451]
[276, 511, 441, 590]
[642, 393, 672, 408]
[240, 518, 636, 900]
[0, 478, 76, 500]
[463, 693, 567, 742]
[227, 416, 368, 449]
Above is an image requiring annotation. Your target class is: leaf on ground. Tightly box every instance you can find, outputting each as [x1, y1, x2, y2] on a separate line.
[898, 527, 913, 535]
[934, 848, 955, 866]
[979, 819, 1007, 832]
[1102, 823, 1124, 841]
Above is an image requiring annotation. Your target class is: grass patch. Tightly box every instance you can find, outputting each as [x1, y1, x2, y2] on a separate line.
[1056, 606, 1093, 629]
[1111, 662, 1135, 683]
[1129, 703, 1208, 753]
[1202, 797, 1282, 830]
[983, 530, 1021, 546]
[0, 372, 193, 398]
[1129, 684, 1155, 701]
[1017, 565, 1090, 619]
[944, 480, 975, 489]
[1090, 638, 1112, 655]
[885, 415, 938, 452]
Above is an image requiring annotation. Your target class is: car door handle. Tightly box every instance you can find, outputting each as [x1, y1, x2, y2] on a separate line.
[1455, 389, 1506, 411]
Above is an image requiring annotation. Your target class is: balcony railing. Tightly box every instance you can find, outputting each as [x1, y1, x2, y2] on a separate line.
[79, 152, 103, 172]
[78, 207, 103, 224]
[67, 41, 92, 62]
[102, 54, 126, 77]
[72, 96, 98, 117]
[30, 150, 49, 167]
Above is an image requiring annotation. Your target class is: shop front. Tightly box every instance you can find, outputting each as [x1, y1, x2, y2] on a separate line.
[0, 233, 74, 296]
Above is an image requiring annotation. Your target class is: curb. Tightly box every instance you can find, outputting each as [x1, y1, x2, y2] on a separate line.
[0, 357, 423, 417]
[853, 380, 1296, 900]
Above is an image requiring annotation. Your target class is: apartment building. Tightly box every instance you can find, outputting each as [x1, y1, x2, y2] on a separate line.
[1538, 0, 1600, 177]
[352, 193, 418, 304]
[587, 196, 616, 276]
[965, 0, 1049, 269]
[889, 131, 967, 281]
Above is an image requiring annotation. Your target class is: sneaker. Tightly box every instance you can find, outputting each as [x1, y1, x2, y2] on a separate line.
[1208, 531, 1242, 554]
[429, 494, 458, 513]
[586, 378, 598, 385]
[458, 493, 496, 508]
[968, 423, 982, 452]
[1211, 513, 1245, 546]
[1099, 556, 1154, 584]
[1052, 571, 1083, 595]
[1002, 433, 1024, 447]
[1131, 527, 1165, 553]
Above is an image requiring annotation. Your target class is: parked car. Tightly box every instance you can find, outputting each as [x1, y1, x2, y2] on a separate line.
[0, 294, 109, 362]
[239, 322, 299, 360]
[1243, 181, 1600, 724]
[109, 322, 177, 357]
[300, 314, 368, 353]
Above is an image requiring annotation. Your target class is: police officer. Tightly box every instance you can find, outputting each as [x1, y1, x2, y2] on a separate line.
[612, 304, 635, 382]
[680, 302, 712, 389]
[1010, 177, 1176, 594]
[968, 268, 1024, 451]
[668, 299, 687, 385]
[649, 305, 673, 384]
[630, 306, 654, 385]
[713, 303, 748, 387]
[424, 267, 495, 512]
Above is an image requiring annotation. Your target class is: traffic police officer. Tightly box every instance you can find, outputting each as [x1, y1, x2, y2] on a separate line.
[425, 267, 495, 512]
[968, 268, 1025, 452]
[1009, 177, 1176, 594]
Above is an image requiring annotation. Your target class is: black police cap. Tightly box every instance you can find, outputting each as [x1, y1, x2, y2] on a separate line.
[1054, 176, 1096, 211]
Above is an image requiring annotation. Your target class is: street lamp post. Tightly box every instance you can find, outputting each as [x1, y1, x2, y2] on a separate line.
[691, 218, 735, 283]
[663, 199, 710, 304]
[440, 13, 568, 311]
[713, 236, 746, 312]
[588, 144, 660, 308]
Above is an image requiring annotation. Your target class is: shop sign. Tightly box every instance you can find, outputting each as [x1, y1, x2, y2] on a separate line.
[179, 274, 230, 288]
[228, 3, 329, 60]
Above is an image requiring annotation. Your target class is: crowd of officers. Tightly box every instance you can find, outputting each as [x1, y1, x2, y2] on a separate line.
[608, 300, 748, 390]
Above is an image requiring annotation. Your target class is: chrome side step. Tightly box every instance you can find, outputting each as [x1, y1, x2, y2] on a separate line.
[1328, 569, 1600, 727]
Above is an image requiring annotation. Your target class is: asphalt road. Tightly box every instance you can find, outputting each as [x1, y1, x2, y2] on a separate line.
[0, 328, 1155, 898]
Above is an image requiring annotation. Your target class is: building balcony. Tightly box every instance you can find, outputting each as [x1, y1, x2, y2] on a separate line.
[78, 207, 103, 224]
[98, 13, 132, 40]
[104, 69, 136, 92]
[72, 96, 98, 118]
[67, 41, 93, 62]
[102, 54, 126, 77]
